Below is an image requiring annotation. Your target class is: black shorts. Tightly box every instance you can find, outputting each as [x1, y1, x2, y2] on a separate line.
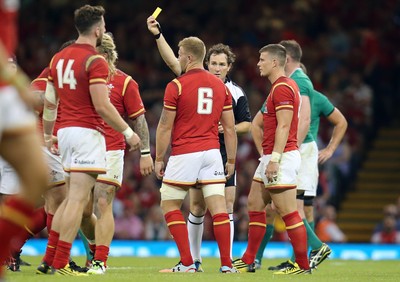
[221, 152, 236, 188]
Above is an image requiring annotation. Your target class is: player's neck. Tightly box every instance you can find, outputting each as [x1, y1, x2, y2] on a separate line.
[268, 70, 286, 84]
[185, 62, 204, 72]
[75, 35, 97, 48]
[285, 63, 300, 77]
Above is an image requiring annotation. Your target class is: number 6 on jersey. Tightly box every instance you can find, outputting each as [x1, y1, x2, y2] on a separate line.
[56, 59, 77, 90]
[197, 87, 213, 114]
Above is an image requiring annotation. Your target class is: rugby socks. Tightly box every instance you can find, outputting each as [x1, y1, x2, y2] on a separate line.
[212, 213, 232, 267]
[241, 211, 266, 265]
[165, 210, 193, 266]
[256, 224, 274, 262]
[78, 229, 93, 263]
[290, 219, 321, 262]
[46, 213, 54, 232]
[282, 211, 309, 270]
[42, 230, 59, 265]
[10, 206, 47, 255]
[52, 240, 71, 269]
[305, 219, 323, 249]
[94, 245, 109, 267]
[229, 213, 234, 259]
[309, 221, 315, 231]
[187, 212, 204, 262]
[0, 198, 34, 275]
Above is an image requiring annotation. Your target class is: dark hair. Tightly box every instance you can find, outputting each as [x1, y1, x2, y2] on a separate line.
[259, 44, 287, 66]
[74, 5, 105, 35]
[205, 43, 236, 66]
[279, 40, 302, 62]
[59, 39, 76, 51]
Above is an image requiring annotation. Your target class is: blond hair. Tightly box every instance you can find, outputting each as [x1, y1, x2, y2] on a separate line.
[97, 32, 118, 78]
[178, 36, 206, 63]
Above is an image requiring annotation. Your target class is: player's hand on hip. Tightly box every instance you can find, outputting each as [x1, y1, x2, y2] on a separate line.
[155, 161, 165, 180]
[140, 155, 154, 176]
[318, 148, 333, 164]
[126, 132, 141, 151]
[225, 162, 235, 179]
[265, 161, 279, 183]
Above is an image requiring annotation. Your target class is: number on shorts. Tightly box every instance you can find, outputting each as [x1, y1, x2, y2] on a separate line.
[56, 59, 77, 90]
[197, 87, 213, 114]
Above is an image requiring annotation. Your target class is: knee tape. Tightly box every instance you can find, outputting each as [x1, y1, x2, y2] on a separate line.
[160, 183, 188, 200]
[202, 183, 225, 198]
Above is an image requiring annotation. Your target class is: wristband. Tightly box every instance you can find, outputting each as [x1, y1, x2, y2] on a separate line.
[270, 152, 281, 162]
[155, 24, 162, 39]
[227, 158, 235, 164]
[122, 127, 134, 139]
[141, 149, 151, 157]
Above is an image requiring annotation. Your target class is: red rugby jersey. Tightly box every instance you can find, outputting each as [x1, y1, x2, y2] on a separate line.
[164, 68, 232, 156]
[0, 0, 18, 87]
[262, 76, 301, 155]
[48, 43, 108, 133]
[104, 69, 145, 151]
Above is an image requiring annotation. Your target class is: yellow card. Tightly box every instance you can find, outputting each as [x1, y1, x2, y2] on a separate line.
[152, 7, 162, 19]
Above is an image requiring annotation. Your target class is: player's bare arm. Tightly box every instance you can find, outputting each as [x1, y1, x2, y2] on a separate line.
[42, 81, 59, 155]
[130, 114, 154, 176]
[319, 108, 348, 164]
[251, 111, 264, 156]
[147, 16, 181, 76]
[297, 95, 311, 146]
[266, 109, 293, 183]
[220, 109, 237, 179]
[155, 108, 176, 179]
[90, 83, 141, 151]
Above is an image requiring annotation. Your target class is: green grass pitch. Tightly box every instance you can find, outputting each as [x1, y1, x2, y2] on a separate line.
[5, 256, 398, 282]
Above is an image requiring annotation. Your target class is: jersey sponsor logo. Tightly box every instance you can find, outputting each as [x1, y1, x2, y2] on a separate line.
[214, 170, 224, 176]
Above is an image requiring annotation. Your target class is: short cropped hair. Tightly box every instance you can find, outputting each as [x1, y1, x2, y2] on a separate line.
[178, 37, 206, 63]
[259, 44, 287, 67]
[279, 40, 302, 62]
[74, 5, 105, 35]
[205, 43, 236, 66]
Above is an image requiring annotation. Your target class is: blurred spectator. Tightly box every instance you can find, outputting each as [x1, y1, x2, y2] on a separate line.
[316, 205, 347, 242]
[114, 194, 144, 239]
[143, 205, 169, 240]
[371, 215, 400, 244]
[373, 204, 400, 233]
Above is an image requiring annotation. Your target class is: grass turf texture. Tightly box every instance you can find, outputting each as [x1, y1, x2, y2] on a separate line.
[5, 256, 398, 282]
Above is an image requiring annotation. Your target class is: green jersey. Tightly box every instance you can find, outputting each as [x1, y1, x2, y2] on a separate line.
[290, 68, 314, 143]
[309, 90, 335, 140]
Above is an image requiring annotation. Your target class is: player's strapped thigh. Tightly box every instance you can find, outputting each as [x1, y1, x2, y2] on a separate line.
[160, 183, 188, 200]
[42, 147, 65, 187]
[96, 150, 124, 188]
[297, 141, 318, 194]
[0, 86, 36, 136]
[58, 127, 106, 174]
[0, 157, 20, 195]
[304, 196, 315, 206]
[201, 183, 225, 198]
[256, 150, 301, 189]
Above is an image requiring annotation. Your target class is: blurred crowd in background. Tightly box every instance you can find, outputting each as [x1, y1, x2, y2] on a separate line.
[16, 0, 400, 241]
